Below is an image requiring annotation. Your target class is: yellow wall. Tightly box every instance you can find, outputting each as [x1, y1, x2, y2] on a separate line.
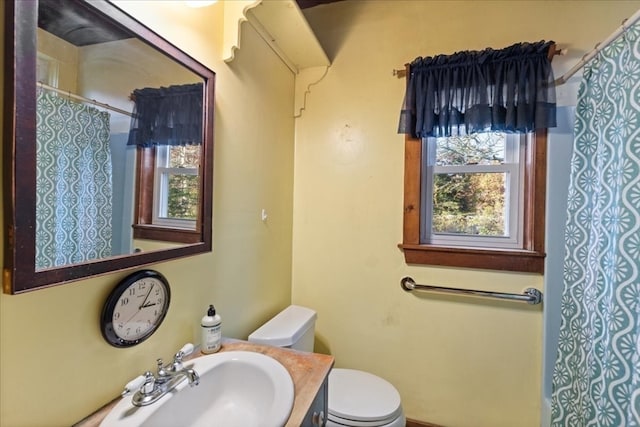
[292, 1, 640, 426]
[3, 1, 640, 426]
[0, 2, 295, 426]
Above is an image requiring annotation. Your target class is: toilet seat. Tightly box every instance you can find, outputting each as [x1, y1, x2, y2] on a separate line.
[327, 369, 404, 427]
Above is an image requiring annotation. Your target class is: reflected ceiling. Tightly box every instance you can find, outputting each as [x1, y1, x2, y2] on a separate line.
[38, 0, 132, 46]
[296, 0, 345, 9]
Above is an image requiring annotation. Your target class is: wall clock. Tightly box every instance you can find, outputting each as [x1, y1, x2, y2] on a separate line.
[101, 270, 171, 347]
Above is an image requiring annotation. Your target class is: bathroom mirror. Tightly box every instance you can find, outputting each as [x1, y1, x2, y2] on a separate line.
[3, 0, 215, 293]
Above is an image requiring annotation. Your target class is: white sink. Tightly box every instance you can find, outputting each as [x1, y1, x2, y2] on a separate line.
[101, 351, 294, 427]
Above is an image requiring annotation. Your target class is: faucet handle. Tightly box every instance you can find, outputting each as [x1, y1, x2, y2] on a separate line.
[172, 343, 195, 369]
[121, 375, 145, 397]
[176, 343, 195, 360]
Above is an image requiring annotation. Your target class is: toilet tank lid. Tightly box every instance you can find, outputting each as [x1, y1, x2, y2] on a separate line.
[248, 305, 317, 347]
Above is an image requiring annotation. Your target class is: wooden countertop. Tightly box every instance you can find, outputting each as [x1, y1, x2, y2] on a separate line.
[74, 339, 334, 427]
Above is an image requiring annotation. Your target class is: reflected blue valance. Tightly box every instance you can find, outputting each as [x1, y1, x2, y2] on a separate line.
[398, 41, 557, 138]
[127, 83, 203, 146]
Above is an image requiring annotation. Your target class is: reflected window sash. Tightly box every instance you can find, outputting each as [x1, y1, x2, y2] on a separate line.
[152, 145, 198, 231]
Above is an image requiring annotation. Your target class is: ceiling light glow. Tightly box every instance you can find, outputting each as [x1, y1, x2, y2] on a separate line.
[185, 0, 217, 8]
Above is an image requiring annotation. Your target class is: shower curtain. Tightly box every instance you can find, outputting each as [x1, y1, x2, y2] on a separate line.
[35, 91, 113, 269]
[550, 23, 640, 427]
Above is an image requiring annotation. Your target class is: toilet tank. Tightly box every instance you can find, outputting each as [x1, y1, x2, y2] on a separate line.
[248, 305, 317, 352]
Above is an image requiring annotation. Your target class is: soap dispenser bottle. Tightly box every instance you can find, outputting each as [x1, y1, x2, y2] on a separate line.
[201, 304, 222, 354]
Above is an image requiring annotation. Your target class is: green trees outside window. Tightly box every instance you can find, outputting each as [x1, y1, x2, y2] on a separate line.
[432, 133, 509, 237]
[166, 145, 200, 221]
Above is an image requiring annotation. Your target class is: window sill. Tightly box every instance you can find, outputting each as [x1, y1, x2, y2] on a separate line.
[398, 243, 545, 274]
[133, 224, 201, 244]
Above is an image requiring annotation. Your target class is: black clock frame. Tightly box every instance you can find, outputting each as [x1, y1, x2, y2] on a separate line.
[100, 270, 171, 348]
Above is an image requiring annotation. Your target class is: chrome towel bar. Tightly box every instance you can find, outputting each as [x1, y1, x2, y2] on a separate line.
[400, 277, 543, 305]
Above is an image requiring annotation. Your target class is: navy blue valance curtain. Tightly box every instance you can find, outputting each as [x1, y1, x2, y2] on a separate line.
[398, 41, 557, 138]
[127, 83, 203, 146]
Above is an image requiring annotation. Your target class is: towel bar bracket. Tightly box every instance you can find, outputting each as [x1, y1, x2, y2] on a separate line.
[523, 288, 543, 305]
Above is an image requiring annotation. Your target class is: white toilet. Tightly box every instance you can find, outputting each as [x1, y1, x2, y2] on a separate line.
[248, 305, 406, 427]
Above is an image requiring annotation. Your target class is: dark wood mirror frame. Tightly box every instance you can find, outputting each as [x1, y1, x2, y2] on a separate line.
[3, 0, 215, 294]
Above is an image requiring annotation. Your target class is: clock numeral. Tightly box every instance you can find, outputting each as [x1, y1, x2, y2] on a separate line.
[117, 323, 124, 330]
[120, 297, 129, 306]
[114, 312, 120, 320]
[128, 287, 136, 296]
[136, 327, 142, 334]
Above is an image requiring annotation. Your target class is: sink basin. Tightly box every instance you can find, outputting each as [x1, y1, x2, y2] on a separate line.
[100, 351, 294, 427]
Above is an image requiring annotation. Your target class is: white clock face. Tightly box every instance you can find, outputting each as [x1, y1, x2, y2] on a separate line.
[112, 277, 168, 341]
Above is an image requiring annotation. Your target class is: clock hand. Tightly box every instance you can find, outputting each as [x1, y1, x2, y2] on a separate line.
[121, 308, 141, 326]
[116, 298, 156, 333]
[139, 283, 155, 309]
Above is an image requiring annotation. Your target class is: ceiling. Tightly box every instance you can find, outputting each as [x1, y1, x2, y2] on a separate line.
[39, 0, 345, 48]
[38, 0, 132, 47]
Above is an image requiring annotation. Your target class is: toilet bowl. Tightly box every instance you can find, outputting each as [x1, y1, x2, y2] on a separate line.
[248, 305, 406, 427]
[326, 368, 405, 427]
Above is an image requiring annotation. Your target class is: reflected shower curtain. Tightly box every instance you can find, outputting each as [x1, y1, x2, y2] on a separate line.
[550, 23, 640, 427]
[36, 91, 113, 268]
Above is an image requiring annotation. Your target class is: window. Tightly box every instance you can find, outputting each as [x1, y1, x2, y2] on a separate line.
[152, 145, 200, 230]
[396, 41, 554, 273]
[133, 145, 202, 244]
[424, 132, 524, 249]
[36, 53, 59, 86]
[128, 83, 205, 245]
[400, 131, 547, 273]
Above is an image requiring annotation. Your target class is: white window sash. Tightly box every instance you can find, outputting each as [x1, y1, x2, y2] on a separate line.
[423, 133, 525, 249]
[36, 52, 59, 86]
[152, 146, 198, 230]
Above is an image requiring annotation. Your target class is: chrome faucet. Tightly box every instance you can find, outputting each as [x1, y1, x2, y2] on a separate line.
[122, 343, 200, 407]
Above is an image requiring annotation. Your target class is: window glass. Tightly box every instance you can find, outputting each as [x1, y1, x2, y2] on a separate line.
[435, 133, 505, 166]
[153, 145, 200, 229]
[424, 132, 523, 248]
[36, 53, 58, 86]
[433, 171, 507, 236]
[165, 174, 199, 221]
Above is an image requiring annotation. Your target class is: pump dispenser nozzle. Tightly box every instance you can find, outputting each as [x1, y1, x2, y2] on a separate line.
[208, 305, 216, 316]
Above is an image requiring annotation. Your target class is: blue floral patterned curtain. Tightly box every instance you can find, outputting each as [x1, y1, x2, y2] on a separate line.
[127, 83, 203, 147]
[398, 41, 557, 137]
[550, 23, 640, 426]
[36, 91, 113, 269]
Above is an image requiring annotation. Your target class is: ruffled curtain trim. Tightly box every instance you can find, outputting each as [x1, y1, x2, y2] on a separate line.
[398, 41, 557, 138]
[128, 83, 203, 146]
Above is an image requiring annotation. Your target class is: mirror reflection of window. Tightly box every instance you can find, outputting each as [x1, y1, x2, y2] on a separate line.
[5, 0, 215, 292]
[128, 83, 204, 244]
[34, 1, 206, 263]
[36, 53, 58, 86]
[153, 145, 201, 230]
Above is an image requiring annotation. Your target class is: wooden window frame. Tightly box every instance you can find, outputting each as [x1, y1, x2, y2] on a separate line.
[398, 131, 547, 274]
[133, 146, 203, 244]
